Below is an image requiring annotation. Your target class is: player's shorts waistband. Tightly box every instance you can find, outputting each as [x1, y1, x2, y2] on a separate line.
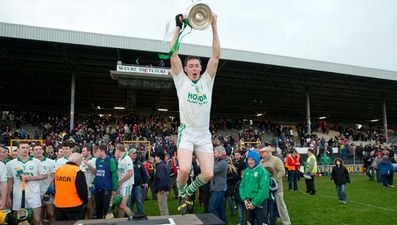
[179, 124, 209, 132]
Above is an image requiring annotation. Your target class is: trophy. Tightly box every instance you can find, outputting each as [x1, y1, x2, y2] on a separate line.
[184, 3, 213, 30]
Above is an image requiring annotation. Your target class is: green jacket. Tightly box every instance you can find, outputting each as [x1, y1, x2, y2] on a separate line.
[239, 164, 270, 207]
[320, 155, 331, 165]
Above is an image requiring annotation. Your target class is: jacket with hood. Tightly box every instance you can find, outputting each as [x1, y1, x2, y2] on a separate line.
[239, 150, 270, 207]
[379, 156, 395, 175]
[331, 158, 350, 185]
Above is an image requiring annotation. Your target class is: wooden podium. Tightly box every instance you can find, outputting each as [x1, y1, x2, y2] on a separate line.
[66, 214, 225, 225]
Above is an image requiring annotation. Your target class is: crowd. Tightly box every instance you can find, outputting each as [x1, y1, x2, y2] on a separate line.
[0, 111, 396, 225]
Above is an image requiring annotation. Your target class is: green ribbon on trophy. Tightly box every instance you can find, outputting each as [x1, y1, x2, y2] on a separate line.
[158, 3, 212, 60]
[158, 19, 191, 60]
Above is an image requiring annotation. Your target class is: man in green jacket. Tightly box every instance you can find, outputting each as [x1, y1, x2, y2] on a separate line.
[320, 153, 331, 176]
[240, 150, 270, 225]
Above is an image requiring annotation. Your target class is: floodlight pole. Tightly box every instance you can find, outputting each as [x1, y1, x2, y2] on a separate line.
[383, 98, 388, 143]
[70, 73, 75, 131]
[306, 90, 311, 134]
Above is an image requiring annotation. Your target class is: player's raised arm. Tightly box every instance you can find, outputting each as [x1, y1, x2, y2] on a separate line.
[170, 14, 184, 76]
[206, 14, 220, 78]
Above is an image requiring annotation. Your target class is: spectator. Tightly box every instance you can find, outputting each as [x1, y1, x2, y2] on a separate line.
[331, 158, 350, 204]
[153, 151, 170, 215]
[128, 147, 150, 216]
[240, 150, 270, 225]
[260, 146, 291, 225]
[208, 146, 228, 224]
[378, 155, 395, 188]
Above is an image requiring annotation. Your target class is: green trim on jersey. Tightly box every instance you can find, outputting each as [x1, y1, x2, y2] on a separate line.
[17, 156, 33, 163]
[177, 124, 186, 148]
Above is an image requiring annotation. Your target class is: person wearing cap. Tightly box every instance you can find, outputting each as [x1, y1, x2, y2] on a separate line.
[128, 147, 150, 216]
[240, 150, 270, 225]
[260, 146, 291, 225]
[170, 12, 220, 215]
[208, 146, 228, 224]
[153, 151, 170, 215]
[54, 152, 88, 221]
[304, 148, 318, 195]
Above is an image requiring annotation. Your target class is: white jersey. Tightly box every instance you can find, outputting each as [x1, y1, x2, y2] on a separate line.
[80, 156, 96, 187]
[54, 157, 68, 172]
[38, 157, 55, 195]
[117, 153, 134, 186]
[0, 161, 7, 183]
[173, 71, 215, 129]
[7, 157, 47, 198]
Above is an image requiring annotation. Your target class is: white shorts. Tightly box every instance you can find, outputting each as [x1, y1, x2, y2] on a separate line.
[118, 184, 132, 197]
[13, 195, 42, 210]
[177, 125, 213, 153]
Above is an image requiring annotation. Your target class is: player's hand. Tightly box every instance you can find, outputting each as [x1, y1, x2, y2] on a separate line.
[175, 14, 183, 29]
[211, 14, 218, 27]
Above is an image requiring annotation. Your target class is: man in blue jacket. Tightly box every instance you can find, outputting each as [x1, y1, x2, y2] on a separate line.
[153, 151, 170, 215]
[128, 147, 150, 216]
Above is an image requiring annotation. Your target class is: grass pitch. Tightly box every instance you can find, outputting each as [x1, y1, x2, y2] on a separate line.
[138, 174, 397, 225]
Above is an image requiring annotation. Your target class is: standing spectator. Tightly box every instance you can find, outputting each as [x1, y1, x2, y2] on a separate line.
[128, 147, 150, 216]
[7, 141, 48, 225]
[331, 158, 350, 204]
[94, 145, 118, 219]
[33, 144, 56, 224]
[143, 157, 156, 200]
[114, 144, 134, 218]
[320, 153, 331, 176]
[285, 150, 300, 191]
[363, 151, 375, 180]
[153, 151, 170, 215]
[170, 13, 220, 215]
[208, 146, 228, 224]
[378, 155, 395, 188]
[226, 156, 239, 216]
[54, 153, 88, 221]
[165, 153, 178, 199]
[371, 151, 383, 183]
[240, 150, 270, 225]
[304, 148, 318, 195]
[260, 146, 292, 225]
[233, 151, 247, 176]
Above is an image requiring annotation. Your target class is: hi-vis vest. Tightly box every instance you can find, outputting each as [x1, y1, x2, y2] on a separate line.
[305, 154, 318, 174]
[54, 164, 83, 208]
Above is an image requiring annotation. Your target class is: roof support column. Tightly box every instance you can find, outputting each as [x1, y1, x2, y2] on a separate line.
[383, 98, 388, 143]
[306, 89, 311, 134]
[70, 73, 75, 131]
[126, 88, 136, 112]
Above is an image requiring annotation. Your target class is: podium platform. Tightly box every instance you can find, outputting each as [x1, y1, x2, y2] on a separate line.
[54, 213, 225, 225]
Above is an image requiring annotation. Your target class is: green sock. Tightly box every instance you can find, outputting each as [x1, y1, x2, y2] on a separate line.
[177, 183, 187, 197]
[186, 175, 205, 196]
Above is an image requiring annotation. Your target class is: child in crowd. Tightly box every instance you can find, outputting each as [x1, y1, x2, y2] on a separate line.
[239, 150, 270, 225]
[265, 166, 279, 225]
